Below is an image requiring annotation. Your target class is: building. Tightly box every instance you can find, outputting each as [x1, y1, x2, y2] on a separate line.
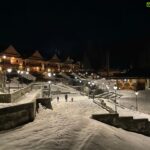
[0, 45, 23, 70]
[25, 50, 45, 72]
[0, 45, 81, 74]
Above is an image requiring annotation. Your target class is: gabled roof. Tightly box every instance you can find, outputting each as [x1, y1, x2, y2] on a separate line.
[28, 51, 43, 60]
[65, 56, 74, 64]
[49, 54, 60, 62]
[0, 45, 21, 57]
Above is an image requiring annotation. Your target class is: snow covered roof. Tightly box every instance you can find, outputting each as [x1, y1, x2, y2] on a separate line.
[0, 45, 21, 57]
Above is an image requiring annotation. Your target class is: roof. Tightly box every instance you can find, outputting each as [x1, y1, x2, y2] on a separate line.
[0, 45, 21, 57]
[65, 56, 74, 64]
[49, 54, 60, 62]
[28, 51, 43, 60]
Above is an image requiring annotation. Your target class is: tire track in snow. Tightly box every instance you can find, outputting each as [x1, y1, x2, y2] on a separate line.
[70, 120, 97, 150]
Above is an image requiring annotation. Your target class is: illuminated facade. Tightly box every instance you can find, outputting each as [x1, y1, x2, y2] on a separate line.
[0, 45, 80, 73]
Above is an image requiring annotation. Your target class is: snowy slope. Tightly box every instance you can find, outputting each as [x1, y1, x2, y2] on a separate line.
[1, 91, 150, 150]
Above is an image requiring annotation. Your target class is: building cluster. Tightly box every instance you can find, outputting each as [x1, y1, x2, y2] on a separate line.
[0, 45, 80, 74]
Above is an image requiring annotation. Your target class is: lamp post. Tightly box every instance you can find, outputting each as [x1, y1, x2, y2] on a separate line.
[20, 71, 24, 88]
[2, 55, 6, 91]
[48, 81, 51, 97]
[113, 85, 117, 113]
[135, 91, 139, 111]
[17, 70, 20, 89]
[7, 68, 12, 93]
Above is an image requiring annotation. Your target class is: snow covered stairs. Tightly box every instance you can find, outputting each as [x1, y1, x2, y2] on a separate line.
[92, 113, 150, 136]
[93, 99, 115, 113]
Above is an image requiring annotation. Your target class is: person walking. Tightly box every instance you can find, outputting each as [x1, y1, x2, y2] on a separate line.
[65, 94, 68, 102]
[57, 96, 59, 102]
[71, 97, 73, 102]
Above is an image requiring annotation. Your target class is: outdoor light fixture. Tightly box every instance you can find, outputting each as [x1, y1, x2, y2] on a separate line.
[92, 82, 95, 86]
[135, 91, 139, 111]
[7, 68, 12, 73]
[26, 71, 29, 74]
[2, 55, 6, 59]
[113, 85, 117, 113]
[48, 81, 51, 84]
[53, 73, 56, 76]
[21, 71, 24, 74]
[79, 80, 82, 83]
[7, 68, 12, 93]
[27, 68, 30, 72]
[17, 70, 20, 74]
[88, 81, 91, 84]
[48, 72, 52, 77]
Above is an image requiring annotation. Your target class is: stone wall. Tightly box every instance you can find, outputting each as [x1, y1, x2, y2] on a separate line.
[92, 113, 150, 136]
[0, 101, 36, 131]
[0, 84, 33, 103]
[0, 97, 52, 131]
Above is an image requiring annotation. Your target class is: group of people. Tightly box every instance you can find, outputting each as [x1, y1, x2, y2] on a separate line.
[57, 94, 73, 102]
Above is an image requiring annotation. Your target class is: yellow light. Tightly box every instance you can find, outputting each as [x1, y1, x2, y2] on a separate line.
[2, 55, 6, 59]
[10, 57, 16, 64]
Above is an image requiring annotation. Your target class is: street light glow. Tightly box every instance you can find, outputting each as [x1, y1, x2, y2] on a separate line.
[113, 85, 117, 90]
[48, 72, 52, 77]
[7, 68, 12, 73]
[2, 55, 6, 59]
[135, 92, 139, 95]
[21, 71, 24, 74]
[48, 81, 51, 84]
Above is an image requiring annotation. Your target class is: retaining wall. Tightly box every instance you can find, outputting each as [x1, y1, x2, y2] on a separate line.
[0, 101, 36, 131]
[92, 113, 150, 136]
[0, 84, 33, 103]
[0, 97, 52, 131]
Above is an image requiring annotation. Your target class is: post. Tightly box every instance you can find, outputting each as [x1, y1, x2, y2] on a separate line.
[114, 85, 117, 113]
[135, 91, 138, 111]
[9, 80, 10, 93]
[48, 81, 51, 97]
[49, 83, 51, 97]
[7, 68, 12, 93]
[2, 55, 6, 92]
[115, 89, 117, 113]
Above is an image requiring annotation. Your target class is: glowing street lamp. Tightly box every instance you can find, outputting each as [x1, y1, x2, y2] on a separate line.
[2, 55, 6, 59]
[53, 73, 56, 76]
[7, 68, 12, 93]
[48, 72, 52, 77]
[2, 55, 7, 91]
[113, 85, 117, 113]
[135, 91, 139, 111]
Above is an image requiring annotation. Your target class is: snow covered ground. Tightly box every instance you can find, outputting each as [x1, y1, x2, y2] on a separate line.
[117, 90, 150, 114]
[1, 84, 150, 149]
[0, 89, 41, 109]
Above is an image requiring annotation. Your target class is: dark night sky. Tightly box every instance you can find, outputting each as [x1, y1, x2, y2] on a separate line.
[0, 1, 150, 70]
